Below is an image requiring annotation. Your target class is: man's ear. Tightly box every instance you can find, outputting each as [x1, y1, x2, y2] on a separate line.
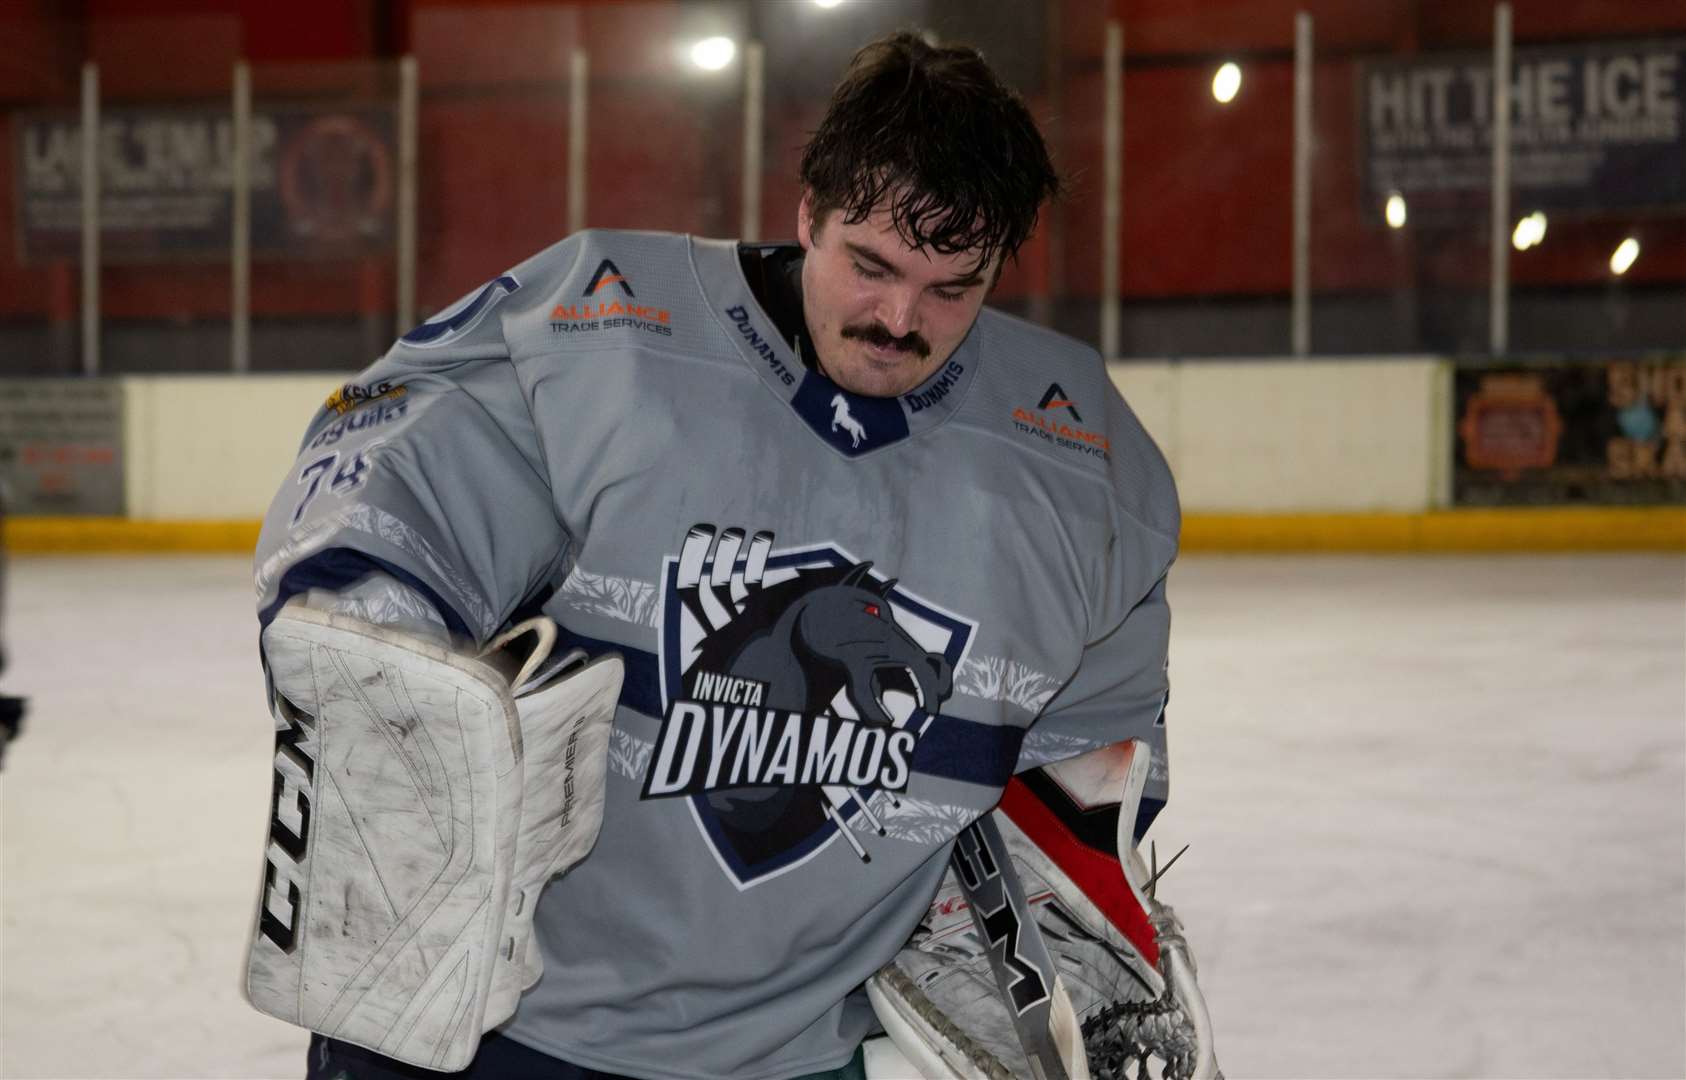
[796, 191, 822, 251]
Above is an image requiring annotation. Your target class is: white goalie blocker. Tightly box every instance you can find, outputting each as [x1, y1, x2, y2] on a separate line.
[865, 739, 1220, 1080]
[244, 603, 619, 1072]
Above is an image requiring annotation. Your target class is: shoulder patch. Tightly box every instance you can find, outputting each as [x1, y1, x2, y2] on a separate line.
[548, 250, 674, 340]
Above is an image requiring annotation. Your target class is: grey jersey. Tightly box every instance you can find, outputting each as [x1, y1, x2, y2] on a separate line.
[254, 230, 1179, 1080]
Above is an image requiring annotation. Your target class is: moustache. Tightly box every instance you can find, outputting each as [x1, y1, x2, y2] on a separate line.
[841, 323, 931, 359]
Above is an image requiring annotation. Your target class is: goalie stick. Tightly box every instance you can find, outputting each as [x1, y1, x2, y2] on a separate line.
[949, 815, 1081, 1080]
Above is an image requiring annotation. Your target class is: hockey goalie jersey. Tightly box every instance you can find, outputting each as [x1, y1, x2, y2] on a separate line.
[253, 229, 1179, 1080]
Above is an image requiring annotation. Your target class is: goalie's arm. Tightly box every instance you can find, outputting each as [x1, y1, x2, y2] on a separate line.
[254, 286, 571, 647]
[1002, 561, 1220, 1077]
[1017, 567, 1172, 831]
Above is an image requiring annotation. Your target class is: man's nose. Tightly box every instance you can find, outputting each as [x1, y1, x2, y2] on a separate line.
[875, 286, 921, 338]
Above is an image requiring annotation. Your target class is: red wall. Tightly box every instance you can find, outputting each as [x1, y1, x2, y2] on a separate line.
[0, 0, 1680, 328]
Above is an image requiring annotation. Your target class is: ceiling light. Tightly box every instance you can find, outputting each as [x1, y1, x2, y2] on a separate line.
[1212, 62, 1241, 104]
[1384, 192, 1407, 229]
[1511, 211, 1547, 251]
[1610, 237, 1640, 275]
[689, 36, 736, 72]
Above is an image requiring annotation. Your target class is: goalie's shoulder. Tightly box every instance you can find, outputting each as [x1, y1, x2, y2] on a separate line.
[969, 308, 1179, 547]
[386, 229, 694, 365]
[499, 229, 694, 359]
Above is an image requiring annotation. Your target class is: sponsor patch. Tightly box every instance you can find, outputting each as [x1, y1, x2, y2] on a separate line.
[324, 381, 405, 416]
[1011, 384, 1110, 459]
[551, 258, 673, 337]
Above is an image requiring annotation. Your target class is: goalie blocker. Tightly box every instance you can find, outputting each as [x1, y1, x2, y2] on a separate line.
[245, 604, 619, 1072]
[866, 739, 1221, 1080]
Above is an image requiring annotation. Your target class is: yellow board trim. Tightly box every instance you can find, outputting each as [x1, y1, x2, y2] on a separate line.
[5, 518, 264, 555]
[5, 510, 1683, 555]
[1183, 508, 1686, 552]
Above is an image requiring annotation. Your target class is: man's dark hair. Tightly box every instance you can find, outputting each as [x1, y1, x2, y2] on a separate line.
[800, 31, 1062, 273]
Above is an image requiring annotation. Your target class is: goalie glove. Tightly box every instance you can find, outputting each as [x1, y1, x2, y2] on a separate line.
[868, 739, 1220, 1080]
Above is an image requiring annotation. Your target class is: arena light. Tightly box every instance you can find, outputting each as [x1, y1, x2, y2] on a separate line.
[813, 0, 845, 7]
[1212, 62, 1242, 104]
[1511, 211, 1547, 251]
[1384, 192, 1407, 229]
[689, 36, 737, 71]
[1610, 237, 1640, 275]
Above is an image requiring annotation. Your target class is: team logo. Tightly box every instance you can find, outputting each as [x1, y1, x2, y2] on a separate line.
[645, 524, 974, 888]
[830, 393, 868, 447]
[583, 258, 635, 298]
[1038, 383, 1082, 422]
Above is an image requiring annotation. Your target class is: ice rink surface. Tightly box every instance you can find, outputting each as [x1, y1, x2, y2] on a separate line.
[1, 552, 1682, 1080]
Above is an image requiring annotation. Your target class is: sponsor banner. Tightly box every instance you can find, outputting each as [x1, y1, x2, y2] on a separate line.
[1453, 357, 1686, 506]
[0, 379, 125, 515]
[1362, 38, 1685, 219]
[15, 103, 396, 263]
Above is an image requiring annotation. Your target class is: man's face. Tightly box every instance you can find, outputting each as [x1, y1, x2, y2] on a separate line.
[797, 192, 997, 399]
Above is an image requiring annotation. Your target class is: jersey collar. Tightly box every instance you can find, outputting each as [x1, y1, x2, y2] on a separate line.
[691, 236, 980, 459]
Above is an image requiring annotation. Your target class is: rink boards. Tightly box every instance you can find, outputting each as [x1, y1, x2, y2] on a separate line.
[3, 361, 1683, 552]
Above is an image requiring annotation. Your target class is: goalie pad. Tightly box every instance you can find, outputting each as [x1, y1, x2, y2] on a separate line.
[245, 604, 619, 1071]
[868, 740, 1219, 1080]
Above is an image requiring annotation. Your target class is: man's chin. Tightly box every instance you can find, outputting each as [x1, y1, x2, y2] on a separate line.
[824, 345, 935, 398]
[828, 365, 916, 399]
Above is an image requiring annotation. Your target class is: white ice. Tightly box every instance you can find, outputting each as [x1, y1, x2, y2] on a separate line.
[1, 554, 1682, 1079]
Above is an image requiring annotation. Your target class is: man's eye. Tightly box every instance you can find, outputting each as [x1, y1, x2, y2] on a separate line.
[932, 288, 968, 303]
[852, 262, 888, 281]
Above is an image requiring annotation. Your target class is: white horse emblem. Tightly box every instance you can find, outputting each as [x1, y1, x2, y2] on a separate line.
[830, 394, 867, 448]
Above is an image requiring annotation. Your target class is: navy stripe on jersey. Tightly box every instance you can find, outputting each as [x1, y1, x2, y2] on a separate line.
[554, 622, 1024, 790]
[908, 714, 1025, 789]
[257, 547, 476, 642]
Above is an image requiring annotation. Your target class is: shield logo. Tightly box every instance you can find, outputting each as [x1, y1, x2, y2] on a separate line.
[645, 525, 975, 888]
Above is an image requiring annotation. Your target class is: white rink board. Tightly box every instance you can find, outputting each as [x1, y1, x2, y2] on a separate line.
[1109, 358, 1444, 512]
[115, 359, 1445, 521]
[1, 553, 1681, 1078]
[123, 375, 339, 520]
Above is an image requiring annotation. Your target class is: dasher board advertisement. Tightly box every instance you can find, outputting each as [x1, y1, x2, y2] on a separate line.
[0, 379, 124, 516]
[1454, 357, 1686, 506]
[1362, 39, 1684, 221]
[15, 103, 396, 263]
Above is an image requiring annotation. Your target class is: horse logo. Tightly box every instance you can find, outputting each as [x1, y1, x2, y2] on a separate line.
[830, 394, 867, 447]
[648, 524, 974, 887]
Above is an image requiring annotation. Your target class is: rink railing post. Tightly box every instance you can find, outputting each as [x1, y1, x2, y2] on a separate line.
[396, 55, 419, 338]
[80, 62, 100, 377]
[568, 49, 589, 235]
[231, 61, 252, 374]
[1292, 13, 1313, 357]
[1101, 21, 1122, 362]
[741, 41, 765, 244]
[1489, 3, 1512, 356]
